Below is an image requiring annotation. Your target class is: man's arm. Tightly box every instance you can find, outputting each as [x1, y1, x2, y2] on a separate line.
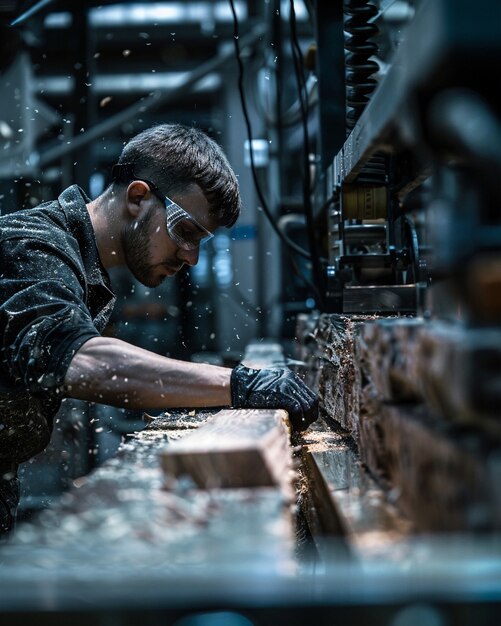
[64, 336, 232, 409]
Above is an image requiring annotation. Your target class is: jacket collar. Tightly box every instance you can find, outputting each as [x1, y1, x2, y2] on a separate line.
[58, 185, 111, 288]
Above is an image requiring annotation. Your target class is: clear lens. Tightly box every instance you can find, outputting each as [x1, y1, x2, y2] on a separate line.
[165, 199, 213, 250]
[169, 219, 213, 250]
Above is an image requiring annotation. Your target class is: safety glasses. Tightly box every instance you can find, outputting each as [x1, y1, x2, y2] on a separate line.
[162, 195, 214, 251]
[111, 164, 214, 250]
[145, 182, 214, 251]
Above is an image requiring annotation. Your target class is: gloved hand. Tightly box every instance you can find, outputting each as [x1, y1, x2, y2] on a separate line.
[230, 364, 318, 432]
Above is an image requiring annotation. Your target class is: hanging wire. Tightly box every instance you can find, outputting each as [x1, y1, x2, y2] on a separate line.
[289, 0, 326, 307]
[228, 0, 309, 259]
[228, 0, 324, 304]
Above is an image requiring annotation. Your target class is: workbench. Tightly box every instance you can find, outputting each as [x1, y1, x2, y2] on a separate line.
[0, 342, 500, 625]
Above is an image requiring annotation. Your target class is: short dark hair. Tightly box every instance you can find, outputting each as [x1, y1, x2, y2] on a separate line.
[113, 124, 241, 227]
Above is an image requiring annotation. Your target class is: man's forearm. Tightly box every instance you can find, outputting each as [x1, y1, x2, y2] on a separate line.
[64, 336, 232, 409]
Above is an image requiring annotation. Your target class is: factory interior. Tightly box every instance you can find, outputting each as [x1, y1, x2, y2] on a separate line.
[0, 0, 500, 624]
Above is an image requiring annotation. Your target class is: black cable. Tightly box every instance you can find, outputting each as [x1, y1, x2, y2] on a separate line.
[289, 0, 325, 307]
[228, 0, 323, 305]
[290, 5, 309, 112]
[229, 0, 311, 263]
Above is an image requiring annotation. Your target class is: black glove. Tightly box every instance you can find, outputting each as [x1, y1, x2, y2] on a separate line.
[230, 364, 318, 432]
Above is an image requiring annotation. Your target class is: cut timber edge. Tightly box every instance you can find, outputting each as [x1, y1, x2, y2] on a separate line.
[159, 408, 294, 498]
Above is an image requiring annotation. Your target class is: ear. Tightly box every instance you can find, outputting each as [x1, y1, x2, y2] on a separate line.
[126, 180, 151, 218]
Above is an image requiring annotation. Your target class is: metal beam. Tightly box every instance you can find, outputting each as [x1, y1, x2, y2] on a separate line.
[37, 24, 266, 168]
[10, 0, 55, 26]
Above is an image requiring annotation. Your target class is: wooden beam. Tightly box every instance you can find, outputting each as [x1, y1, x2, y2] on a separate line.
[299, 421, 412, 559]
[356, 317, 423, 403]
[295, 313, 368, 436]
[358, 391, 501, 532]
[242, 340, 287, 370]
[159, 409, 294, 498]
[358, 318, 501, 435]
[295, 312, 501, 535]
[10, 407, 296, 575]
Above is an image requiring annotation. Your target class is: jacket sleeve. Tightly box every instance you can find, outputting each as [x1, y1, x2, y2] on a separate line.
[0, 236, 102, 396]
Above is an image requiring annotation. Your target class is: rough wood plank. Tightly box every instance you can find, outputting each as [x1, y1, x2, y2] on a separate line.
[296, 313, 501, 535]
[9, 409, 295, 575]
[416, 323, 501, 433]
[159, 408, 294, 498]
[299, 420, 412, 559]
[358, 388, 501, 532]
[356, 317, 423, 403]
[295, 313, 369, 435]
[356, 318, 501, 435]
[242, 340, 287, 369]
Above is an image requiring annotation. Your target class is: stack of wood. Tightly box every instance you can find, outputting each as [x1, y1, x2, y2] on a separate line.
[295, 313, 368, 435]
[296, 313, 501, 535]
[159, 408, 295, 501]
[357, 319, 501, 432]
[9, 407, 296, 575]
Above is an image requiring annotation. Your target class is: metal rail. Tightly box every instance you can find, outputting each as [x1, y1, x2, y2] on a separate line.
[37, 24, 266, 167]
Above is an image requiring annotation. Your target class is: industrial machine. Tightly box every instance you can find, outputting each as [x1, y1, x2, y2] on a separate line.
[265, 0, 495, 324]
[320, 0, 501, 323]
[308, 0, 501, 436]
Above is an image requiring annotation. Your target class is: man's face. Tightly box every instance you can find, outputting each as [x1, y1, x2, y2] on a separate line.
[122, 185, 217, 288]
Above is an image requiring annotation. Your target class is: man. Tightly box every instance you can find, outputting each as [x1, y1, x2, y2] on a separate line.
[0, 123, 317, 536]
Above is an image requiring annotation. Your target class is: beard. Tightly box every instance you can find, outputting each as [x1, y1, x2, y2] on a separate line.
[122, 210, 164, 288]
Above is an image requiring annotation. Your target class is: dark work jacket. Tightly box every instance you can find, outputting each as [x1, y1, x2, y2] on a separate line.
[0, 185, 116, 462]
